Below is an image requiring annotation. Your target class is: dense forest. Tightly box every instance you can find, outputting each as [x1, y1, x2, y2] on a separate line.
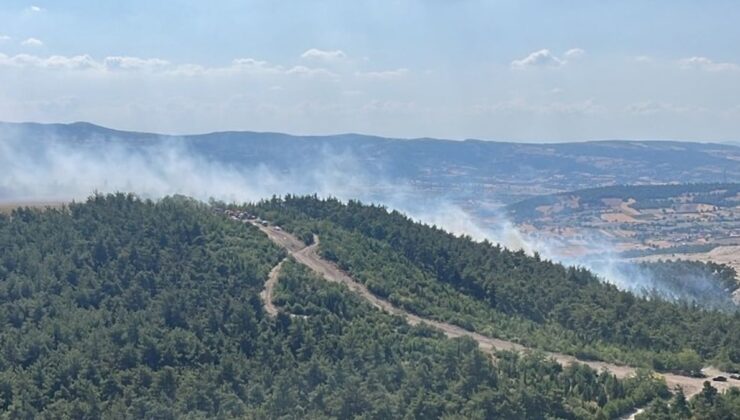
[637, 385, 740, 420]
[629, 260, 738, 309]
[249, 195, 740, 375]
[0, 194, 675, 418]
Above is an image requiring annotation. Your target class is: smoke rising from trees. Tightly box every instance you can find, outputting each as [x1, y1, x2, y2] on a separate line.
[0, 128, 734, 308]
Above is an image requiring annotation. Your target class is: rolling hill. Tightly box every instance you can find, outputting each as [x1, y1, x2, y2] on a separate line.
[2, 194, 739, 418]
[2, 121, 740, 205]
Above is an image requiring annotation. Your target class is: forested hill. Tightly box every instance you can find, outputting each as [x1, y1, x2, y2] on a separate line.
[249, 196, 740, 375]
[0, 194, 687, 419]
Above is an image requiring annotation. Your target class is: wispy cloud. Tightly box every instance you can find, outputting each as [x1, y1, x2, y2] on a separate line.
[0, 53, 118, 70]
[625, 101, 705, 116]
[474, 98, 604, 116]
[300, 48, 347, 61]
[0, 52, 340, 82]
[355, 68, 409, 80]
[0, 53, 98, 69]
[286, 65, 338, 79]
[21, 37, 44, 47]
[564, 48, 585, 59]
[679, 56, 740, 72]
[103, 56, 170, 71]
[227, 58, 284, 75]
[511, 49, 563, 69]
[511, 48, 585, 70]
[28, 5, 44, 12]
[0, 35, 11, 42]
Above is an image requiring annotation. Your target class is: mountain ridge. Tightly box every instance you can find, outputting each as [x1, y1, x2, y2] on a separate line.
[3, 121, 740, 206]
[2, 120, 738, 147]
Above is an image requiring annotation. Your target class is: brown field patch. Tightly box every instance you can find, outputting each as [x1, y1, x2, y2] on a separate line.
[0, 201, 66, 214]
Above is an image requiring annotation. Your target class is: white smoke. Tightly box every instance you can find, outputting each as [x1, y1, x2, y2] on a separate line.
[399, 202, 736, 308]
[0, 130, 382, 204]
[0, 126, 733, 307]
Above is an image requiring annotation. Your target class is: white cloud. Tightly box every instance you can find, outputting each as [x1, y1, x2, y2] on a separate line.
[168, 58, 284, 76]
[300, 48, 347, 61]
[232, 57, 272, 68]
[42, 54, 99, 70]
[564, 48, 585, 59]
[0, 52, 343, 82]
[679, 56, 740, 72]
[167, 63, 207, 76]
[511, 49, 563, 69]
[231, 57, 283, 73]
[28, 5, 44, 12]
[0, 53, 99, 70]
[511, 48, 585, 70]
[286, 65, 338, 79]
[103, 56, 170, 71]
[0, 35, 10, 42]
[21, 37, 44, 47]
[355, 68, 409, 80]
[0, 53, 168, 72]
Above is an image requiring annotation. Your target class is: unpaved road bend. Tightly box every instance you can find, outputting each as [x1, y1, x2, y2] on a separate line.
[250, 221, 737, 398]
[260, 259, 286, 317]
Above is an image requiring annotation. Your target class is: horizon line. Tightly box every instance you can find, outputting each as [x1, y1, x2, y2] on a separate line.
[1, 119, 738, 146]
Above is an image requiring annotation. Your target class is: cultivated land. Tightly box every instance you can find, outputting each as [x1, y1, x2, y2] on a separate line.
[505, 184, 740, 286]
[248, 219, 738, 398]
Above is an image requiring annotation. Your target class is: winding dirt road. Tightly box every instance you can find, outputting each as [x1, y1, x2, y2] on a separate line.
[251, 221, 737, 397]
[260, 259, 285, 317]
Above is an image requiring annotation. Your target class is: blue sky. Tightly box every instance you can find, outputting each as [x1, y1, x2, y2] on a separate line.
[1, 0, 739, 141]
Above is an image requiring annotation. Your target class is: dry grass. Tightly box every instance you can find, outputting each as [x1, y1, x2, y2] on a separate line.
[0, 201, 66, 214]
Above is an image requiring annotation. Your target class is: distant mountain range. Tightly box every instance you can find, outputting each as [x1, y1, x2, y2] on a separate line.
[2, 121, 739, 205]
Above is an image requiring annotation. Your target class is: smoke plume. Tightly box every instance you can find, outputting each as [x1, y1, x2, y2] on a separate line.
[0, 126, 734, 308]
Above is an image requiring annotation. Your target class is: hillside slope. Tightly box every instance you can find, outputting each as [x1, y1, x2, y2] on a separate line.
[249, 196, 740, 375]
[248, 217, 736, 398]
[1, 194, 676, 419]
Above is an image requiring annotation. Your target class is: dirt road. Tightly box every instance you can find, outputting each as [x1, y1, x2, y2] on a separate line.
[251, 221, 738, 397]
[260, 259, 286, 317]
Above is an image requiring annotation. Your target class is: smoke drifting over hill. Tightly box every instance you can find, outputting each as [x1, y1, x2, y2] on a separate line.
[0, 129, 375, 204]
[0, 126, 735, 308]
